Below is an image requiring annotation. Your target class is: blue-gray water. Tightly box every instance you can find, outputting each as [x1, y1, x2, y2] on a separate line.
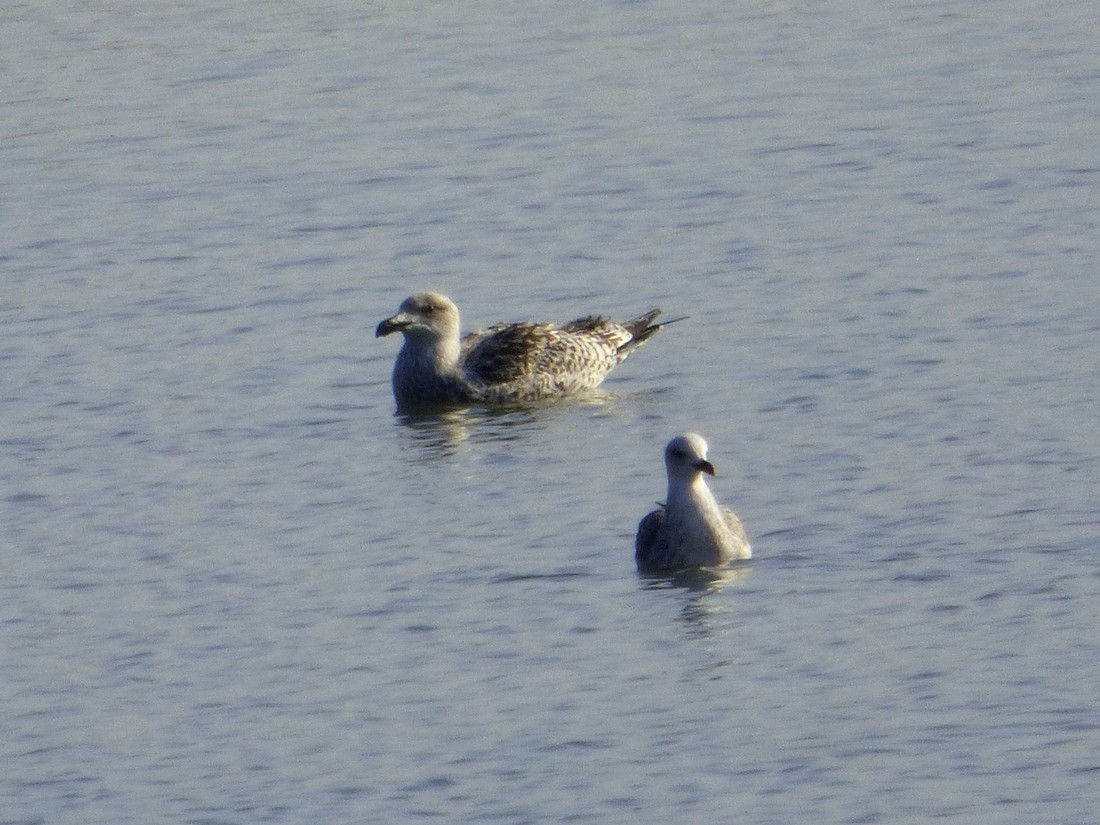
[3, 1, 1098, 823]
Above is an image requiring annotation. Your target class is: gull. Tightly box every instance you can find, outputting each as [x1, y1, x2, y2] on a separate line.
[635, 433, 751, 573]
[376, 292, 675, 409]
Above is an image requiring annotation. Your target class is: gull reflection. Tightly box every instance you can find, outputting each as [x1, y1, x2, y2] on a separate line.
[640, 562, 753, 638]
[394, 406, 477, 459]
[639, 562, 752, 593]
[392, 390, 624, 460]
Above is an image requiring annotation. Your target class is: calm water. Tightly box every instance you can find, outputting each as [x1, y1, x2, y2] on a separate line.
[3, 1, 1099, 823]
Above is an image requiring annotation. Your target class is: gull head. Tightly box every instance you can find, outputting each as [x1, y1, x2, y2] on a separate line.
[376, 292, 460, 341]
[665, 432, 716, 480]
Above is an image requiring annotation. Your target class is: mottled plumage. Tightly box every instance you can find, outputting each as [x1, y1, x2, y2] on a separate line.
[376, 292, 671, 409]
[635, 433, 751, 573]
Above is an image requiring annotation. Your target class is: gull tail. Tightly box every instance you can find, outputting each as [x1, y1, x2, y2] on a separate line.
[618, 310, 688, 355]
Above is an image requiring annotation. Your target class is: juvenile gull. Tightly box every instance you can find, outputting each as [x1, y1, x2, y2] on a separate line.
[635, 433, 751, 573]
[376, 292, 673, 408]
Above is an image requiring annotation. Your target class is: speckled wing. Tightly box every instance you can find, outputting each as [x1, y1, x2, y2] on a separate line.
[531, 317, 629, 383]
[560, 315, 631, 347]
[461, 318, 629, 389]
[460, 322, 547, 385]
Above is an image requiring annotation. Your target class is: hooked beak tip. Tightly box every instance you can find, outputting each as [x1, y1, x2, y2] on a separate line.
[695, 459, 716, 476]
[375, 318, 404, 337]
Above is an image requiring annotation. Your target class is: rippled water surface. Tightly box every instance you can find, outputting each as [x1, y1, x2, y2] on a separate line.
[3, 1, 1099, 823]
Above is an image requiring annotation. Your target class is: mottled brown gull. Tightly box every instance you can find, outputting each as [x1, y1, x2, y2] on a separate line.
[635, 433, 751, 573]
[376, 292, 674, 409]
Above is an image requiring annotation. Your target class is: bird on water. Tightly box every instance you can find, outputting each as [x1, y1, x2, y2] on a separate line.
[635, 433, 751, 573]
[376, 292, 675, 409]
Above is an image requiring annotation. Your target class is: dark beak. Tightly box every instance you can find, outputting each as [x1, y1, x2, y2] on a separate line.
[375, 315, 410, 337]
[694, 459, 716, 476]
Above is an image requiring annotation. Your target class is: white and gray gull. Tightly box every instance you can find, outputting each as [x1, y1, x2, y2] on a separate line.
[376, 292, 675, 408]
[635, 433, 751, 573]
